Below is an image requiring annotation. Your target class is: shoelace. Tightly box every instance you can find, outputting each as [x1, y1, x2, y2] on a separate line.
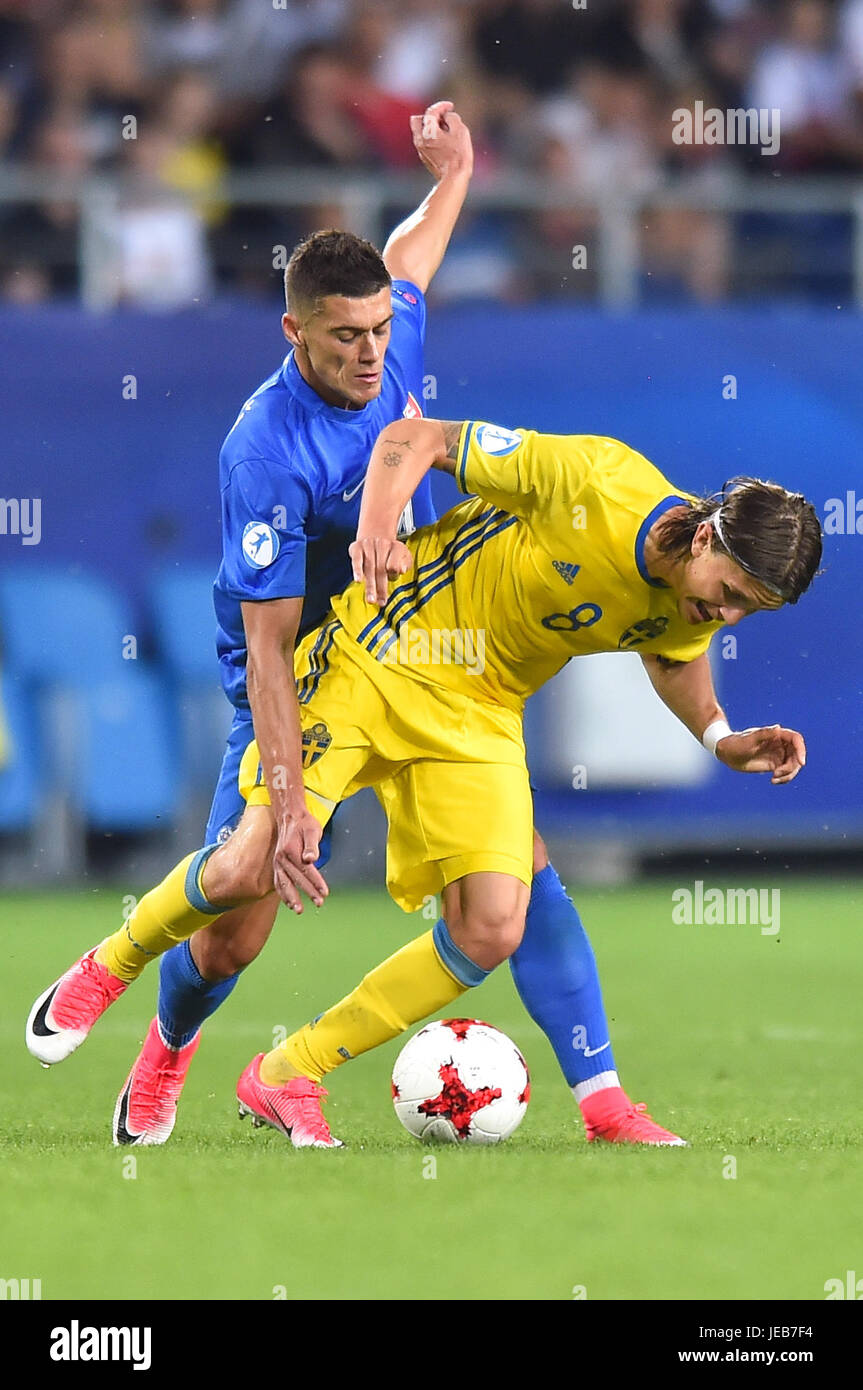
[140, 1058, 188, 1087]
[129, 1058, 188, 1127]
[591, 1100, 662, 1134]
[81, 955, 114, 999]
[54, 955, 121, 1024]
[291, 1084, 333, 1142]
[625, 1102, 675, 1136]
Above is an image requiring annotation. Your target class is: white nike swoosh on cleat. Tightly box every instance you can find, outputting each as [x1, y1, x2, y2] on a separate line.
[112, 1077, 174, 1147]
[28, 983, 61, 1039]
[112, 1082, 141, 1146]
[584, 1041, 611, 1058]
[26, 980, 83, 1064]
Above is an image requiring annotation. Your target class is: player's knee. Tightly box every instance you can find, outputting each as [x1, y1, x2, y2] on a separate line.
[494, 911, 526, 963]
[451, 904, 526, 972]
[202, 845, 273, 905]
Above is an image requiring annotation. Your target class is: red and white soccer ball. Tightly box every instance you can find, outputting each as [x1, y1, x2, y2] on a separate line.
[391, 1019, 530, 1145]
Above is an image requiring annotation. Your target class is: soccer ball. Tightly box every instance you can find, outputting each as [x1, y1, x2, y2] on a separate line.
[391, 1019, 530, 1145]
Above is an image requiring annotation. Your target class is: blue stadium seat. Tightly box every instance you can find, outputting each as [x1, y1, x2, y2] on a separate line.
[150, 567, 232, 798]
[0, 566, 131, 685]
[72, 671, 179, 831]
[0, 670, 42, 831]
[0, 566, 180, 834]
[150, 567, 218, 684]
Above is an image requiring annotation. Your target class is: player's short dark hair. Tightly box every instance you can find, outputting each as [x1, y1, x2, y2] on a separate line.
[657, 477, 822, 604]
[284, 230, 390, 315]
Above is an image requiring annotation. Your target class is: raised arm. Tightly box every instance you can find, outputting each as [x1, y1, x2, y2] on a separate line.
[382, 101, 473, 293]
[349, 418, 464, 604]
[641, 652, 806, 784]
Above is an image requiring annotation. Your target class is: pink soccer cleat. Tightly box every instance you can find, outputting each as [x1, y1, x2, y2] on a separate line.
[112, 1018, 201, 1146]
[237, 1054, 344, 1149]
[26, 945, 128, 1065]
[582, 1087, 687, 1146]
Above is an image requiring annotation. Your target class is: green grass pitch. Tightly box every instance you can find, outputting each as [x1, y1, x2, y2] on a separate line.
[2, 880, 861, 1301]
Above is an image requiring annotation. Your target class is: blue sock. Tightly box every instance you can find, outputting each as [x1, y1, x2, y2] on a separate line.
[510, 863, 618, 1094]
[157, 941, 239, 1051]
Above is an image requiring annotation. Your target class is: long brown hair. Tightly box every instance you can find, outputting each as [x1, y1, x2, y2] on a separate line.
[656, 477, 822, 604]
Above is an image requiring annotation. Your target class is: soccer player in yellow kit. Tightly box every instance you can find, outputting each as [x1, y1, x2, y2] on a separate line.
[226, 415, 821, 1142]
[27, 412, 820, 1148]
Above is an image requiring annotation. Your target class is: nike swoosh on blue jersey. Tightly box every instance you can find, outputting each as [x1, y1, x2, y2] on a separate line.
[342, 476, 365, 502]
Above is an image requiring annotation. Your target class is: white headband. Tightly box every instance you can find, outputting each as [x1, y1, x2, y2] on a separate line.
[710, 508, 785, 599]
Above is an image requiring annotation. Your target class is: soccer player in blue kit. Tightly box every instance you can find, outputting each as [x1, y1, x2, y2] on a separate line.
[28, 103, 683, 1149]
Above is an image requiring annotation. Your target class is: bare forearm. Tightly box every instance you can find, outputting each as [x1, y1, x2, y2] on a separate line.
[351, 419, 464, 603]
[383, 170, 471, 293]
[642, 652, 724, 742]
[246, 654, 307, 821]
[356, 418, 455, 540]
[643, 654, 807, 783]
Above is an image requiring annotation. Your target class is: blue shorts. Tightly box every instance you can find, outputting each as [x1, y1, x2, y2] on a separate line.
[205, 709, 334, 868]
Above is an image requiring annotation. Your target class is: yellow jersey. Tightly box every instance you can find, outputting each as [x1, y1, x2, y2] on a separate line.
[328, 421, 721, 711]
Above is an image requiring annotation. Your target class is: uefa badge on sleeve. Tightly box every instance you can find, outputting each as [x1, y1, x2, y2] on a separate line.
[474, 424, 522, 456]
[242, 520, 280, 569]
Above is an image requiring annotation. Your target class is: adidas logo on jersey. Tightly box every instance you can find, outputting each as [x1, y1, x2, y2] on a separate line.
[552, 560, 580, 585]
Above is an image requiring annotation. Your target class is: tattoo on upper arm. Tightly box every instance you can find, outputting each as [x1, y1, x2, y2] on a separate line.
[379, 436, 413, 468]
[378, 421, 464, 474]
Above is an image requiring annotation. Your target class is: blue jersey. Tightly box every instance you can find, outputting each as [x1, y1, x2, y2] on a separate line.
[214, 280, 435, 711]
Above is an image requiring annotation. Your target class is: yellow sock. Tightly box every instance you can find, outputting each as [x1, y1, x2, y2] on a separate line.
[259, 929, 469, 1085]
[95, 847, 229, 983]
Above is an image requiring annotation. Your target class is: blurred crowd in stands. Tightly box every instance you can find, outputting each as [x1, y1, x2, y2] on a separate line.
[1, 0, 863, 306]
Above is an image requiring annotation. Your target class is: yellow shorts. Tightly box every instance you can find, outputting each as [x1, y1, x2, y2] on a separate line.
[237, 618, 534, 912]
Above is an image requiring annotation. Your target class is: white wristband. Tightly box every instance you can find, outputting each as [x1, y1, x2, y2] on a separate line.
[702, 719, 733, 756]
